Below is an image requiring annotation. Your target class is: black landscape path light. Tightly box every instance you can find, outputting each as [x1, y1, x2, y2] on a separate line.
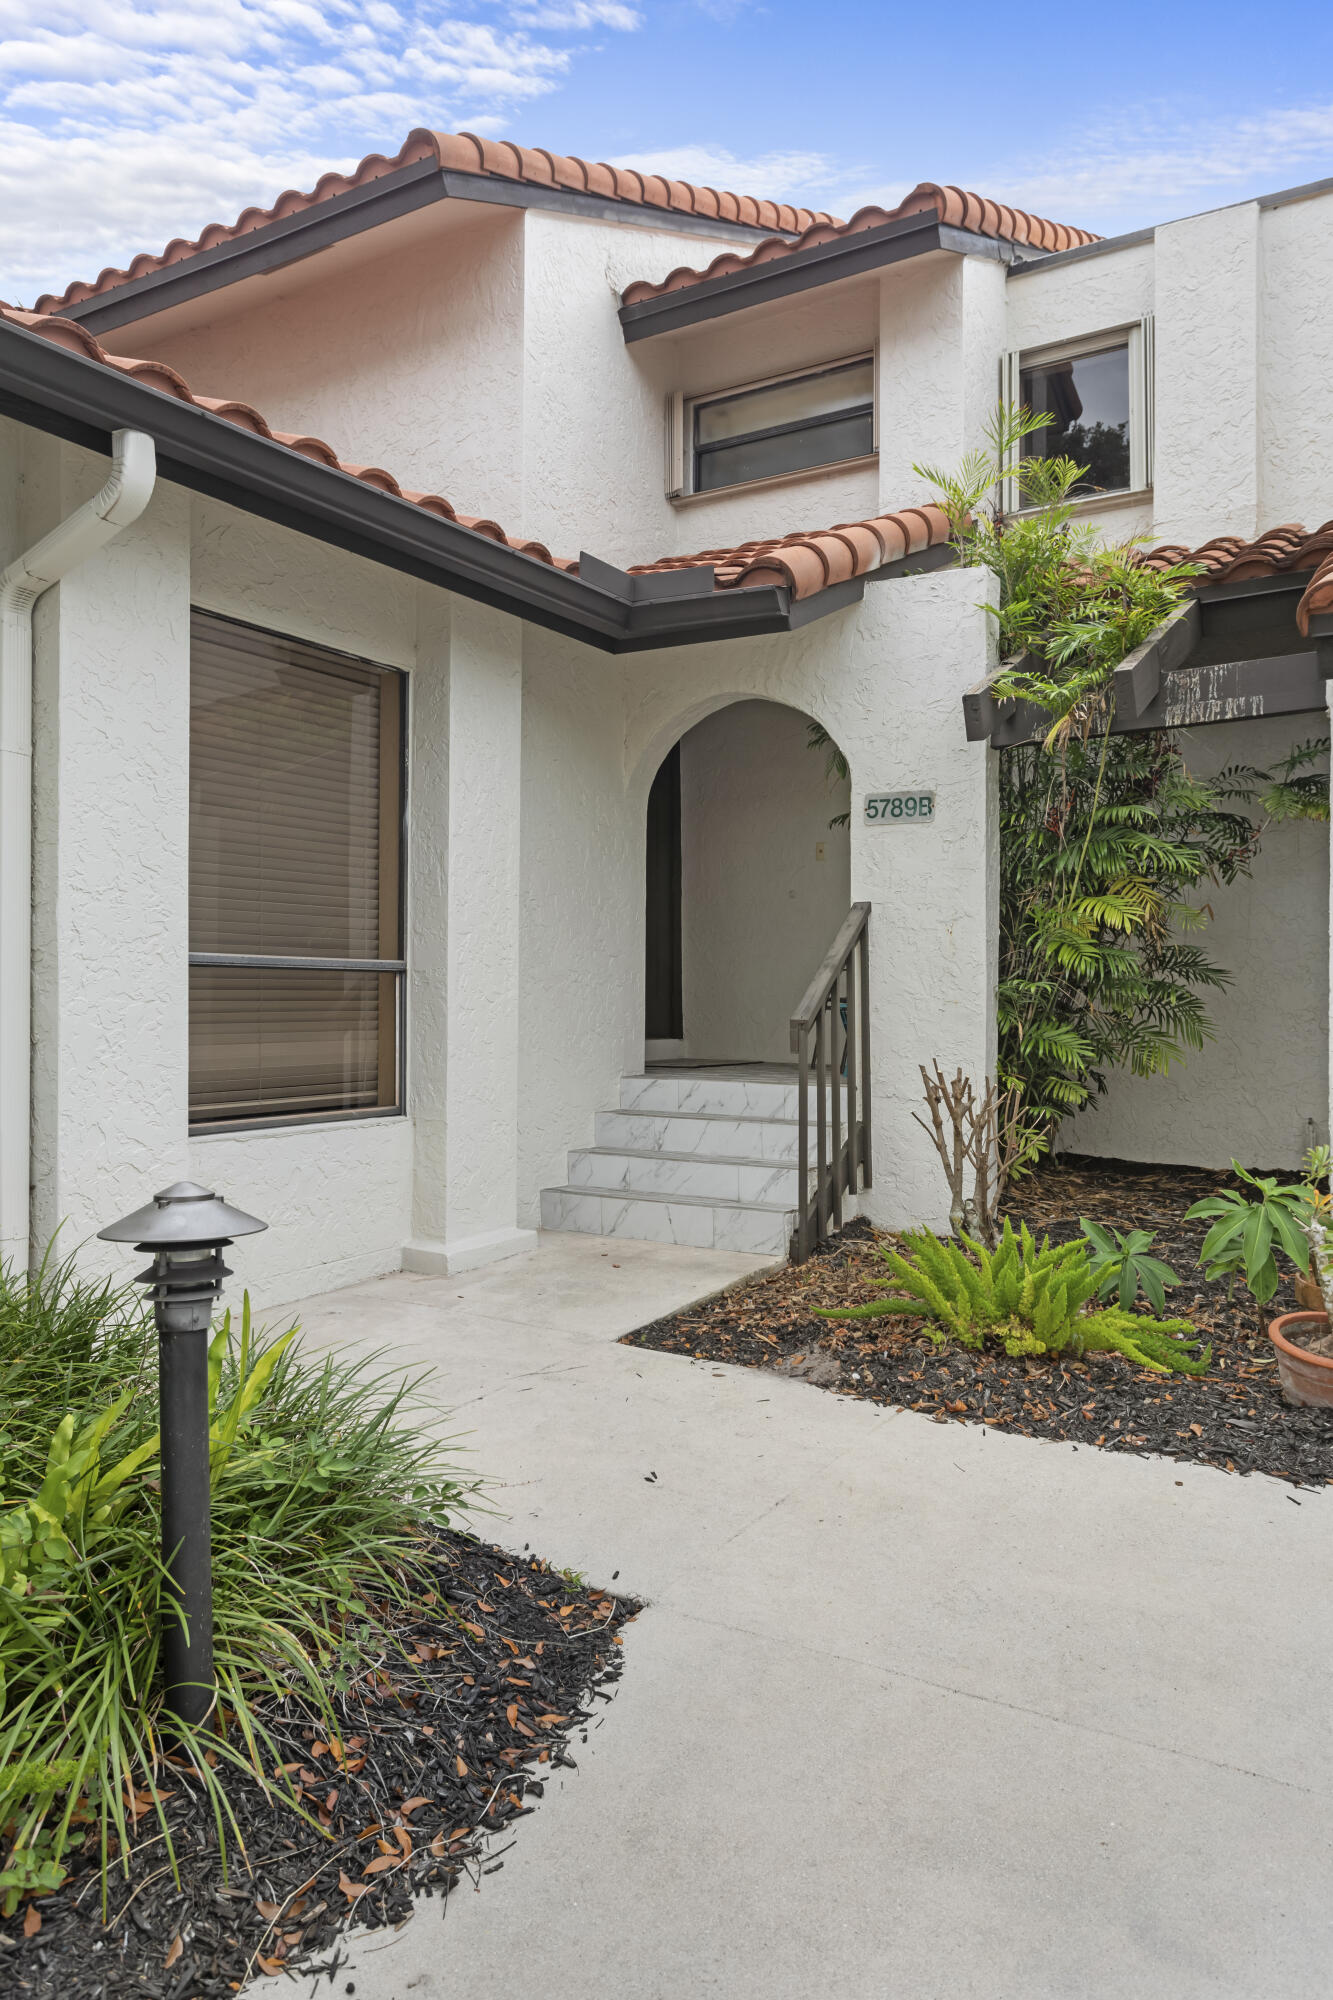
[98, 1181, 266, 1728]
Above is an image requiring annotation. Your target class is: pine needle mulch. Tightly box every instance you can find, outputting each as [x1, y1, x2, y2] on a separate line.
[0, 1533, 635, 2000]
[622, 1157, 1333, 1490]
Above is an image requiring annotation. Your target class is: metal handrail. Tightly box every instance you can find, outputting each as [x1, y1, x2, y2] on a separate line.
[789, 902, 872, 1262]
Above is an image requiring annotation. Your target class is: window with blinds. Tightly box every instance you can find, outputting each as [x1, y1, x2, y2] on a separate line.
[189, 610, 404, 1127]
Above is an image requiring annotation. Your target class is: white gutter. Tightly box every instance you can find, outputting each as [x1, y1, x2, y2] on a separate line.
[0, 429, 157, 1272]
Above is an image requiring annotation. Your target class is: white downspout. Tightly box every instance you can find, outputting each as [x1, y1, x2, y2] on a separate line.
[0, 429, 157, 1272]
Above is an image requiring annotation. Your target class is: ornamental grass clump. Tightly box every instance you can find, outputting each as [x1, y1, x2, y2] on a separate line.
[0, 1251, 472, 1914]
[817, 1218, 1210, 1374]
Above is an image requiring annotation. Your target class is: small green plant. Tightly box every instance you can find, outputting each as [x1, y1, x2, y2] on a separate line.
[1079, 1221, 1181, 1314]
[0, 1252, 474, 1913]
[816, 1219, 1209, 1373]
[1185, 1160, 1321, 1304]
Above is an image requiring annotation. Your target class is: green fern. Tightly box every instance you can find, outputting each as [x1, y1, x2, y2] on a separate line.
[816, 1219, 1209, 1375]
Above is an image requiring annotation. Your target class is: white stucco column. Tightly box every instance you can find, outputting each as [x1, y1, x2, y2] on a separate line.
[847, 566, 999, 1232]
[404, 591, 535, 1274]
[1154, 201, 1260, 547]
[876, 251, 1008, 511]
[29, 443, 191, 1267]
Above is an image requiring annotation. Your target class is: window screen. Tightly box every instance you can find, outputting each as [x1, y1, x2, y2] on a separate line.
[189, 610, 404, 1127]
[691, 359, 874, 493]
[1020, 344, 1131, 495]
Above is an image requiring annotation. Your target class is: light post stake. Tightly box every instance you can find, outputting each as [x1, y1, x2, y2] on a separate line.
[99, 1182, 266, 1729]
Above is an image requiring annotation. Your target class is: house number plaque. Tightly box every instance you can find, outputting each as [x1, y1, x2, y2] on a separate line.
[864, 791, 935, 825]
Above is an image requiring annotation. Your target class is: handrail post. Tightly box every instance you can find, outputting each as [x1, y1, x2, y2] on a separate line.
[789, 901, 871, 1261]
[795, 1020, 810, 1260]
[859, 920, 872, 1187]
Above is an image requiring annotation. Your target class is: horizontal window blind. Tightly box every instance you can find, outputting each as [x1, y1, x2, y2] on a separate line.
[189, 611, 403, 1126]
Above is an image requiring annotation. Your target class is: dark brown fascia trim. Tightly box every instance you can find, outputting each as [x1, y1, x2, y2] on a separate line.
[1006, 225, 1155, 278]
[618, 216, 1017, 342]
[49, 165, 792, 339]
[0, 314, 872, 656]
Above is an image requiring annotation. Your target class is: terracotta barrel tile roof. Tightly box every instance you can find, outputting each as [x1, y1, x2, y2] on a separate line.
[627, 505, 955, 598]
[620, 182, 1101, 306]
[33, 129, 837, 317]
[1136, 521, 1333, 632]
[0, 305, 574, 572]
[10, 299, 1333, 633]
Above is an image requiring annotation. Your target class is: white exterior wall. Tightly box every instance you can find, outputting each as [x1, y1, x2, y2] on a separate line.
[515, 566, 998, 1234]
[128, 207, 530, 527]
[29, 444, 192, 1275]
[1154, 202, 1260, 547]
[1065, 717, 1329, 1169]
[677, 699, 850, 1064]
[1259, 192, 1333, 531]
[186, 495, 417, 1304]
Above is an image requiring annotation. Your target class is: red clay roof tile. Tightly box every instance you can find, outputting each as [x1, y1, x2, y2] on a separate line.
[1136, 522, 1333, 632]
[620, 183, 1101, 306]
[9, 302, 1333, 632]
[33, 129, 837, 317]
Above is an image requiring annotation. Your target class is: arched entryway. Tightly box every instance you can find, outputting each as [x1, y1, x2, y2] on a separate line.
[645, 698, 851, 1064]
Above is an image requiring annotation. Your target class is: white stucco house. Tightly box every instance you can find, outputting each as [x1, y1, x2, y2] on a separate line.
[2, 129, 1331, 1304]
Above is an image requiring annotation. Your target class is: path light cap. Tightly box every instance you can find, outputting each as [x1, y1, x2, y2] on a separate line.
[97, 1180, 268, 1247]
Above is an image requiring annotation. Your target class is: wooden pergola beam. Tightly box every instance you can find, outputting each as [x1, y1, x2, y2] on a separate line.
[965, 648, 1327, 749]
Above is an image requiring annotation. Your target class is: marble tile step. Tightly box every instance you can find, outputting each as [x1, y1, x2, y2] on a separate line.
[568, 1146, 812, 1206]
[539, 1184, 795, 1256]
[594, 1107, 802, 1163]
[620, 1073, 849, 1119]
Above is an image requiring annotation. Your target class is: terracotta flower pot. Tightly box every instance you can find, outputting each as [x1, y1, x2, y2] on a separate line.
[1293, 1272, 1325, 1314]
[1268, 1311, 1333, 1408]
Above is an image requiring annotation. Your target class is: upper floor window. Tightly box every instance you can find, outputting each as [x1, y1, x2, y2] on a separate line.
[670, 356, 875, 498]
[188, 609, 405, 1130]
[1001, 316, 1154, 508]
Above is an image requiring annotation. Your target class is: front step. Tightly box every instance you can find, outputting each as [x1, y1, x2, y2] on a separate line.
[539, 1070, 852, 1259]
[540, 1184, 796, 1256]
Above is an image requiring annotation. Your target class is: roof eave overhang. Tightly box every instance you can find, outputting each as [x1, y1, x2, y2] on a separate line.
[618, 216, 1025, 342]
[0, 316, 862, 655]
[48, 163, 792, 339]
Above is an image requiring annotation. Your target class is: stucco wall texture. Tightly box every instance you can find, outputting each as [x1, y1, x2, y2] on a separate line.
[678, 699, 851, 1065]
[1065, 716, 1330, 1171]
[12, 179, 1333, 1299]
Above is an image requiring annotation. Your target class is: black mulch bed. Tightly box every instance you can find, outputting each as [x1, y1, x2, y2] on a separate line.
[0, 1533, 636, 1999]
[623, 1157, 1333, 1489]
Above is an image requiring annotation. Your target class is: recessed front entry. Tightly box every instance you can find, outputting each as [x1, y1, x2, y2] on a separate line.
[644, 699, 851, 1063]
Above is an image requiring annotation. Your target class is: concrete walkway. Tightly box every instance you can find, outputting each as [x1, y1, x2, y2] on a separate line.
[274, 1233, 1333, 1999]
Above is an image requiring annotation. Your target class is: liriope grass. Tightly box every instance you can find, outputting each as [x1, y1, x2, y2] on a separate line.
[0, 1251, 475, 1912]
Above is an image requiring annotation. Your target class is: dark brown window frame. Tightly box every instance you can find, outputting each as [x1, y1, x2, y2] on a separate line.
[187, 607, 408, 1135]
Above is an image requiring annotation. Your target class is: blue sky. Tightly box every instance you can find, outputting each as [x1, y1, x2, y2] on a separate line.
[2, 0, 1333, 302]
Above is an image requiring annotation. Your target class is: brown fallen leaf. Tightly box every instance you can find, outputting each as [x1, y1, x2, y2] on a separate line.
[455, 1756, 468, 1778]
[255, 1898, 281, 1921]
[364, 1855, 399, 1875]
[23, 1905, 42, 1939]
[338, 1869, 370, 1903]
[399, 1796, 431, 1815]
[506, 1703, 519, 1727]
[163, 1933, 182, 1967]
[255, 1954, 284, 1976]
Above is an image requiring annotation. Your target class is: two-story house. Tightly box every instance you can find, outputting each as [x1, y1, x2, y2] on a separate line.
[2, 129, 1330, 1302]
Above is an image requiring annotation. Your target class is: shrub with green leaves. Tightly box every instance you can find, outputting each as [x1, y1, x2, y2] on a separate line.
[816, 1218, 1210, 1374]
[1079, 1221, 1181, 1314]
[1184, 1161, 1318, 1304]
[0, 1251, 472, 1912]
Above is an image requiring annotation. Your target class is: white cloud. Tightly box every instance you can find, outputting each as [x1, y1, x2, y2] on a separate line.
[826, 102, 1333, 239]
[0, 0, 639, 300]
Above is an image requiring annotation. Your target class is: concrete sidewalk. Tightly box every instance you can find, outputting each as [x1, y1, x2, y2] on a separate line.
[274, 1233, 1333, 1999]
